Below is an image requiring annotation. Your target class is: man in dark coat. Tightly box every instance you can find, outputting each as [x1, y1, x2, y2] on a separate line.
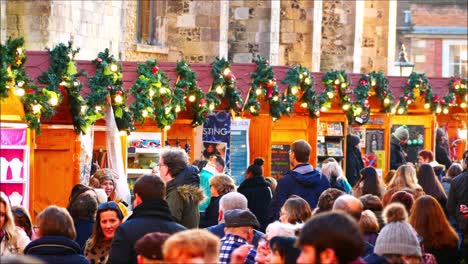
[268, 139, 330, 223]
[108, 175, 186, 264]
[390, 126, 409, 170]
[346, 134, 364, 187]
[435, 128, 452, 170]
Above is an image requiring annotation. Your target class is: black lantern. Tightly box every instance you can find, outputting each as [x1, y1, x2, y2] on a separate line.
[395, 44, 415, 77]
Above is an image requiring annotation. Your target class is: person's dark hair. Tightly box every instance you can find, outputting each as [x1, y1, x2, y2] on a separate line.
[446, 163, 463, 178]
[291, 140, 311, 163]
[389, 191, 414, 214]
[67, 184, 92, 213]
[12, 206, 33, 239]
[354, 167, 383, 197]
[298, 211, 364, 263]
[282, 196, 312, 224]
[86, 201, 124, 250]
[161, 147, 189, 177]
[269, 236, 301, 264]
[134, 232, 171, 260]
[246, 158, 264, 177]
[203, 143, 220, 159]
[134, 175, 166, 201]
[192, 159, 208, 172]
[416, 164, 447, 202]
[359, 194, 383, 211]
[316, 188, 344, 213]
[37, 206, 76, 240]
[214, 154, 225, 169]
[417, 150, 434, 162]
[463, 150, 468, 168]
[70, 193, 98, 220]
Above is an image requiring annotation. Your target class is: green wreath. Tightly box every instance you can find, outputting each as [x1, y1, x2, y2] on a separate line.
[282, 65, 319, 118]
[320, 70, 352, 114]
[443, 75, 467, 110]
[397, 72, 434, 114]
[86, 49, 134, 133]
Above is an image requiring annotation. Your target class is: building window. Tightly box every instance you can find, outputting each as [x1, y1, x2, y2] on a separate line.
[442, 40, 467, 77]
[137, 0, 167, 46]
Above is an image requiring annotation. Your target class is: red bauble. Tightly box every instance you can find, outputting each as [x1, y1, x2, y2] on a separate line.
[199, 98, 207, 106]
[265, 60, 269, 65]
[107, 86, 112, 91]
[27, 89, 35, 94]
[266, 81, 274, 89]
[152, 66, 159, 74]
[360, 80, 368, 85]
[117, 91, 123, 95]
[97, 58, 102, 63]
[226, 73, 235, 80]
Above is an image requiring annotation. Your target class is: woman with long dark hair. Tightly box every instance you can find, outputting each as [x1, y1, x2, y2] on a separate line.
[409, 195, 460, 263]
[352, 167, 385, 199]
[416, 164, 447, 209]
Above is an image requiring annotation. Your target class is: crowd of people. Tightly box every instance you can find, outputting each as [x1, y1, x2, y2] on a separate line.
[1, 127, 467, 264]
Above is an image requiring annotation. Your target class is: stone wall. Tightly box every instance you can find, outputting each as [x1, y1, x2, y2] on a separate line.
[4, 0, 123, 60]
[279, 0, 314, 68]
[320, 0, 356, 72]
[1, 0, 6, 44]
[361, 0, 390, 73]
[228, 0, 272, 63]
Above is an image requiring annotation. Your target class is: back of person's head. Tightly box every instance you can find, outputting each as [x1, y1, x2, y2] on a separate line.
[291, 139, 311, 163]
[12, 206, 33, 239]
[375, 203, 421, 259]
[246, 158, 264, 177]
[135, 232, 170, 263]
[269, 236, 301, 264]
[70, 193, 98, 220]
[358, 166, 382, 197]
[134, 175, 165, 201]
[416, 163, 446, 201]
[264, 177, 277, 192]
[383, 170, 396, 187]
[332, 194, 363, 222]
[160, 147, 189, 176]
[463, 150, 468, 169]
[209, 174, 236, 196]
[0, 255, 46, 264]
[316, 188, 345, 213]
[68, 184, 92, 204]
[219, 192, 248, 212]
[321, 161, 343, 180]
[281, 196, 312, 224]
[37, 205, 76, 240]
[446, 163, 463, 178]
[359, 194, 383, 211]
[192, 159, 208, 172]
[390, 191, 415, 215]
[162, 229, 220, 264]
[359, 210, 379, 233]
[417, 149, 434, 162]
[298, 211, 364, 264]
[265, 221, 303, 239]
[389, 165, 418, 190]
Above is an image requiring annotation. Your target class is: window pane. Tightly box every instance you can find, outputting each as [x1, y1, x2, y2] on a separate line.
[138, 0, 151, 43]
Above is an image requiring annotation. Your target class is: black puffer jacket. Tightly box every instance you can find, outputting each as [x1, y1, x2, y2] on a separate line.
[108, 199, 186, 264]
[346, 135, 364, 187]
[24, 236, 88, 264]
[447, 170, 468, 233]
[390, 135, 407, 170]
[238, 176, 272, 232]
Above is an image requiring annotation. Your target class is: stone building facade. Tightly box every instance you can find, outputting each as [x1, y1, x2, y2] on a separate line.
[2, 0, 465, 76]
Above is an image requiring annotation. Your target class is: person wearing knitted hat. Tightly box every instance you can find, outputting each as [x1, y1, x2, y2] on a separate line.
[364, 203, 422, 264]
[390, 125, 411, 170]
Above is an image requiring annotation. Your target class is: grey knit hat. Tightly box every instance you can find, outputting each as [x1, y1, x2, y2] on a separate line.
[393, 126, 409, 140]
[436, 128, 445, 138]
[374, 203, 422, 257]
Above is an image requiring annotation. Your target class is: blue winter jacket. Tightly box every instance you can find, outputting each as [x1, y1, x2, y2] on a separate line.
[268, 164, 330, 222]
[24, 235, 89, 264]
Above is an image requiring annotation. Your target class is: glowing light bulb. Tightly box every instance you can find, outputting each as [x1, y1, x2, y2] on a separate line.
[110, 63, 118, 72]
[461, 84, 466, 88]
[142, 110, 148, 117]
[460, 102, 467, 108]
[327, 91, 334, 99]
[215, 86, 223, 94]
[164, 125, 171, 130]
[73, 81, 79, 87]
[159, 88, 166, 94]
[59, 81, 67, 86]
[341, 83, 347, 88]
[68, 53, 73, 59]
[95, 105, 102, 112]
[255, 88, 262, 96]
[321, 106, 328, 112]
[32, 104, 42, 114]
[455, 84, 460, 89]
[209, 104, 215, 110]
[286, 107, 291, 112]
[175, 105, 181, 112]
[301, 102, 308, 108]
[342, 104, 350, 111]
[384, 98, 391, 105]
[407, 99, 412, 105]
[304, 78, 311, 85]
[165, 107, 171, 114]
[391, 108, 396, 114]
[272, 95, 279, 101]
[49, 96, 58, 106]
[15, 88, 25, 96]
[119, 131, 127, 136]
[334, 79, 340, 85]
[249, 106, 256, 113]
[371, 80, 376, 86]
[16, 48, 23, 55]
[291, 86, 298, 95]
[149, 89, 155, 97]
[223, 68, 231, 76]
[424, 103, 430, 109]
[17, 81, 24, 87]
[397, 107, 404, 114]
[188, 95, 196, 102]
[436, 106, 442, 113]
[114, 94, 123, 104]
[443, 108, 449, 114]
[80, 105, 87, 113]
[272, 117, 277, 122]
[355, 106, 362, 114]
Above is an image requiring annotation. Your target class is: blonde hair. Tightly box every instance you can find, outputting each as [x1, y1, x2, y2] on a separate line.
[37, 206, 76, 240]
[359, 210, 379, 233]
[387, 165, 419, 191]
[209, 174, 236, 195]
[321, 161, 347, 181]
[0, 192, 18, 248]
[162, 229, 220, 263]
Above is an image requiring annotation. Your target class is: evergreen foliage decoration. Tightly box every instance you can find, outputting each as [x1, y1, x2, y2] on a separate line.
[87, 49, 134, 133]
[281, 65, 320, 118]
[130, 60, 182, 129]
[37, 42, 91, 134]
[207, 57, 243, 116]
[397, 72, 434, 114]
[320, 70, 352, 114]
[443, 75, 467, 111]
[245, 56, 285, 121]
[0, 37, 55, 134]
[175, 60, 210, 126]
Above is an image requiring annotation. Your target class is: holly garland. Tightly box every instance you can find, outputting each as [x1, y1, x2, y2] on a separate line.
[175, 60, 210, 126]
[443, 75, 467, 110]
[130, 60, 182, 129]
[207, 57, 244, 116]
[245, 56, 285, 121]
[0, 37, 55, 134]
[87, 49, 134, 132]
[397, 72, 434, 114]
[353, 71, 394, 120]
[37, 42, 91, 134]
[282, 65, 319, 118]
[320, 70, 352, 113]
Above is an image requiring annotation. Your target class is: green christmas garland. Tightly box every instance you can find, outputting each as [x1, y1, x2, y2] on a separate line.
[130, 60, 182, 129]
[87, 49, 134, 133]
[37, 42, 91, 134]
[397, 72, 434, 114]
[245, 56, 285, 121]
[282, 65, 319, 118]
[175, 60, 210, 126]
[207, 57, 243, 116]
[443, 75, 467, 111]
[0, 37, 55, 134]
[320, 70, 352, 114]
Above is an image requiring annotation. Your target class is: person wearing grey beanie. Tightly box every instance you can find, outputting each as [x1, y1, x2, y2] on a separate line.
[364, 203, 422, 264]
[390, 125, 411, 170]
